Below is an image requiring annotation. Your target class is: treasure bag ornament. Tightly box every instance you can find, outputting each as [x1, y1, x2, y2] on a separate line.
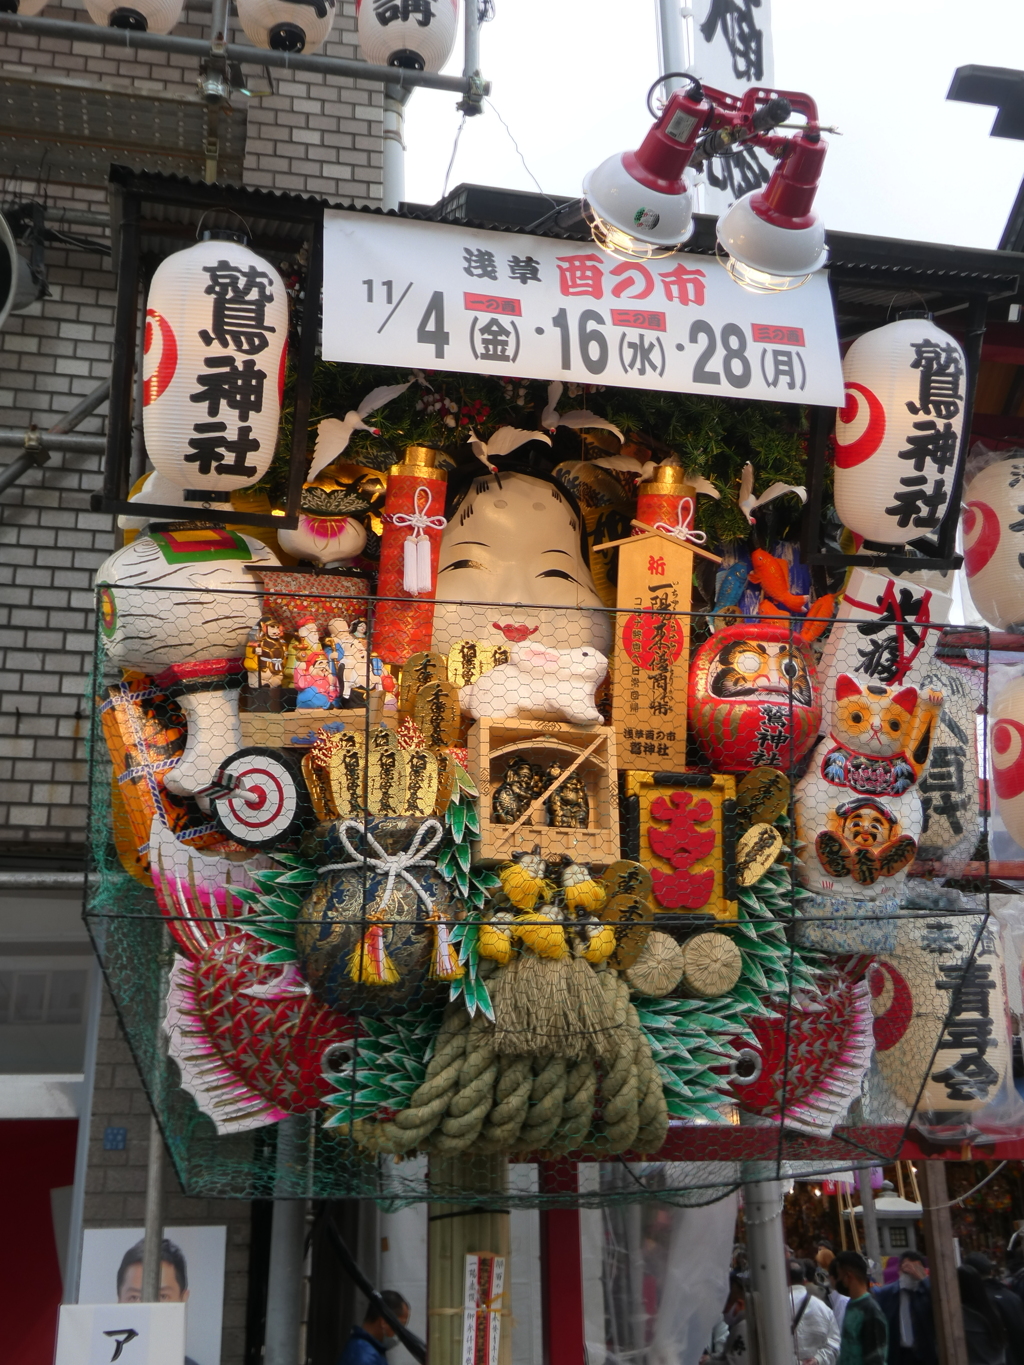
[295, 815, 457, 1016]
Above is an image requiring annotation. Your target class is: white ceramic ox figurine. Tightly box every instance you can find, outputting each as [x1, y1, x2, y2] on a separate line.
[95, 527, 278, 796]
[459, 642, 608, 725]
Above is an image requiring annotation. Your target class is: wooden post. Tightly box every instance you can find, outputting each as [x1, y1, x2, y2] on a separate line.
[428, 1156, 511, 1365]
[920, 1161, 967, 1365]
[539, 1161, 585, 1365]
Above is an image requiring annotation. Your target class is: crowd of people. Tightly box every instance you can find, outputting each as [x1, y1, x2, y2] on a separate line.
[706, 1240, 1024, 1365]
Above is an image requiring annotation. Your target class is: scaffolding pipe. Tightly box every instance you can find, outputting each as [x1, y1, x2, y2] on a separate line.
[381, 86, 409, 212]
[0, 429, 106, 454]
[742, 1170, 794, 1365]
[0, 13, 488, 94]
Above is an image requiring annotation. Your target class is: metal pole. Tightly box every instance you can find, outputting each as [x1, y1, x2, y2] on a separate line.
[265, 1118, 307, 1365]
[48, 379, 110, 435]
[742, 1168, 794, 1365]
[656, 0, 687, 90]
[856, 1167, 883, 1283]
[141, 1114, 165, 1302]
[464, 0, 481, 85]
[382, 85, 409, 212]
[0, 13, 486, 95]
[63, 958, 104, 1303]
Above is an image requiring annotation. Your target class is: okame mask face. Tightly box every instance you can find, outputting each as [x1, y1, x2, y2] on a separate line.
[431, 470, 611, 655]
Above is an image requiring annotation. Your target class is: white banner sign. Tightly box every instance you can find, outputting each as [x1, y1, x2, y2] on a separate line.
[55, 1305, 185, 1365]
[322, 211, 843, 406]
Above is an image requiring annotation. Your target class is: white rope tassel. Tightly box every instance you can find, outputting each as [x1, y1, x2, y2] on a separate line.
[319, 817, 444, 913]
[632, 498, 708, 546]
[391, 484, 446, 595]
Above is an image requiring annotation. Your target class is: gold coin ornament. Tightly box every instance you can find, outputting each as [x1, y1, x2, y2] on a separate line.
[735, 766, 790, 829]
[366, 743, 407, 817]
[446, 639, 509, 689]
[602, 892, 652, 970]
[404, 747, 439, 817]
[677, 932, 742, 999]
[400, 651, 447, 714]
[414, 678, 461, 749]
[599, 859, 654, 905]
[736, 823, 784, 887]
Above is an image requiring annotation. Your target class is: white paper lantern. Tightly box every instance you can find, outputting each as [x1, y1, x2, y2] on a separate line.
[356, 0, 459, 72]
[84, 0, 182, 32]
[834, 318, 966, 545]
[962, 458, 1024, 629]
[235, 0, 336, 52]
[143, 238, 288, 493]
[991, 674, 1024, 851]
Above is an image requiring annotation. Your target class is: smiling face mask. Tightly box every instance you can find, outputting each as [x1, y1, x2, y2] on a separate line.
[431, 471, 611, 657]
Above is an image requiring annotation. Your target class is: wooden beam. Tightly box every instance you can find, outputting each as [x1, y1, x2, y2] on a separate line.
[920, 1161, 968, 1365]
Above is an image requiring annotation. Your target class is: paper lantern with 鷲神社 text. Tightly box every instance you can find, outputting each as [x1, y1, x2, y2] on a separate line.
[235, 0, 336, 52]
[962, 457, 1024, 630]
[142, 240, 288, 493]
[356, 0, 459, 71]
[991, 674, 1024, 851]
[834, 318, 966, 545]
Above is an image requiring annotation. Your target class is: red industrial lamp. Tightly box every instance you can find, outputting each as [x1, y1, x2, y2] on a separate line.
[583, 78, 829, 290]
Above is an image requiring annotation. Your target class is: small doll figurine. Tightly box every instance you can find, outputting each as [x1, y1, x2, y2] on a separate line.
[493, 759, 540, 825]
[325, 616, 385, 707]
[243, 613, 289, 713]
[293, 651, 340, 710]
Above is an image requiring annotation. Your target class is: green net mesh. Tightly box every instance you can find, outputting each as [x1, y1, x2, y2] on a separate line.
[85, 560, 1009, 1206]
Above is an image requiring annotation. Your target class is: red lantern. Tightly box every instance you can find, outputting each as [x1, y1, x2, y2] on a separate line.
[688, 623, 821, 773]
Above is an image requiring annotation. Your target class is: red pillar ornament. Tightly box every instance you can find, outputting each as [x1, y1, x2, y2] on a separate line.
[634, 465, 698, 542]
[374, 447, 447, 665]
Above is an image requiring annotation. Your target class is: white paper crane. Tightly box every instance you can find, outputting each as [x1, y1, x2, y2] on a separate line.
[465, 425, 552, 473]
[541, 381, 624, 441]
[738, 460, 807, 524]
[588, 454, 721, 502]
[306, 381, 413, 480]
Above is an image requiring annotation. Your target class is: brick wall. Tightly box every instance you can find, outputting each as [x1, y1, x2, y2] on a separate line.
[0, 0, 384, 847]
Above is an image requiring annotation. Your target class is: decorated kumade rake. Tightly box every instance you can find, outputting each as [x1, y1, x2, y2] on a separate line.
[86, 348, 1016, 1206]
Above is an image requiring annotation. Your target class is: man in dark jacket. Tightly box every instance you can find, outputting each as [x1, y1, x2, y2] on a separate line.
[874, 1252, 937, 1365]
[965, 1253, 1024, 1365]
[338, 1292, 411, 1365]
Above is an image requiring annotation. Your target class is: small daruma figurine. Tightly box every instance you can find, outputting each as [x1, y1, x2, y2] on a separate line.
[688, 623, 821, 773]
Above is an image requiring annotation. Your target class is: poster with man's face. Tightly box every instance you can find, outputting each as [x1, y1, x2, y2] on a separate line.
[78, 1227, 226, 1365]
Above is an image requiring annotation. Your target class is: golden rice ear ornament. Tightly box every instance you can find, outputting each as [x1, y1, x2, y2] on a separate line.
[581, 922, 616, 964]
[478, 920, 514, 964]
[560, 859, 608, 914]
[498, 860, 554, 911]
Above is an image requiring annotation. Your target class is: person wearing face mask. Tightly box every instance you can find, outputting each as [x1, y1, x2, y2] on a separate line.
[338, 1291, 411, 1365]
[833, 1251, 888, 1365]
[789, 1260, 841, 1365]
[874, 1252, 937, 1365]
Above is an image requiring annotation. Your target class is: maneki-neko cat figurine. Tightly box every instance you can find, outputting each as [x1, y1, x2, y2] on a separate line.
[794, 673, 942, 900]
[687, 622, 822, 774]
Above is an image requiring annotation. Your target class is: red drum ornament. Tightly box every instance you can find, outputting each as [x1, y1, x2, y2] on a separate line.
[142, 239, 288, 493]
[356, 0, 458, 72]
[688, 623, 821, 774]
[374, 447, 447, 666]
[634, 467, 699, 543]
[834, 318, 966, 545]
[962, 459, 1024, 630]
[991, 674, 1024, 848]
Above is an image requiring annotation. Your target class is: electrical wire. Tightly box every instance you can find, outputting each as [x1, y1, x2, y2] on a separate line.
[926, 1160, 1008, 1210]
[441, 112, 467, 204]
[484, 97, 556, 207]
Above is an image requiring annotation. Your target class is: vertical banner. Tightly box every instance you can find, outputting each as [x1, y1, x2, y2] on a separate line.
[690, 0, 776, 214]
[462, 1253, 505, 1365]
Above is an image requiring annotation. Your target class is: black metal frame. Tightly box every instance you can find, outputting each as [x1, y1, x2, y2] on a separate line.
[92, 169, 325, 530]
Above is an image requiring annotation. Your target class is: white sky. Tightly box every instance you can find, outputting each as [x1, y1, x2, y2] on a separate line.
[401, 0, 1024, 250]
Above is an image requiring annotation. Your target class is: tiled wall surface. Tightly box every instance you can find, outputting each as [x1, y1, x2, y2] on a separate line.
[0, 0, 384, 846]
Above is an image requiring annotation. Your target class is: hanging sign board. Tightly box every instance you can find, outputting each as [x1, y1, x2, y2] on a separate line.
[321, 210, 843, 405]
[54, 1304, 186, 1365]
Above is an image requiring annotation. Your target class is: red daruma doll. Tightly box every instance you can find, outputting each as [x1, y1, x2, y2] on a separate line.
[373, 447, 448, 665]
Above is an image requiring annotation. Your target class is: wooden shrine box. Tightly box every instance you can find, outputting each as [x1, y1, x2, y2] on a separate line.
[467, 718, 620, 865]
[239, 693, 385, 747]
[623, 771, 737, 921]
[594, 529, 718, 773]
